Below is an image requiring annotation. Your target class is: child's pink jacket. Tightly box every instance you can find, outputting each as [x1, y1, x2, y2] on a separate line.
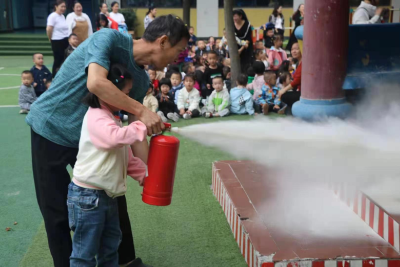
[267, 46, 288, 71]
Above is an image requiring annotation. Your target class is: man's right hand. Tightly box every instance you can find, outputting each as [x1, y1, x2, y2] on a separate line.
[376, 7, 383, 16]
[137, 107, 164, 136]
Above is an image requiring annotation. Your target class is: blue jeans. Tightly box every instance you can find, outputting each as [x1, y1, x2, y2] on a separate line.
[67, 182, 121, 267]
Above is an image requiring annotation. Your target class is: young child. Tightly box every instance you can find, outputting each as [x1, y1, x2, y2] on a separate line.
[267, 35, 288, 71]
[148, 67, 159, 95]
[30, 53, 52, 97]
[279, 72, 292, 89]
[69, 64, 147, 266]
[65, 33, 79, 60]
[203, 51, 223, 99]
[188, 26, 197, 47]
[182, 62, 200, 92]
[247, 61, 266, 99]
[258, 71, 287, 115]
[203, 76, 230, 118]
[170, 71, 184, 96]
[255, 40, 267, 54]
[195, 40, 208, 57]
[19, 71, 37, 114]
[263, 23, 275, 49]
[143, 83, 158, 113]
[156, 78, 180, 122]
[223, 66, 231, 91]
[255, 49, 270, 71]
[177, 74, 201, 119]
[230, 74, 255, 115]
[207, 36, 216, 51]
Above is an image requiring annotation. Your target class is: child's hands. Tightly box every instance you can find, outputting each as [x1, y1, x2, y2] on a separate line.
[180, 109, 185, 116]
[33, 83, 37, 87]
[187, 110, 192, 115]
[207, 84, 211, 89]
[43, 79, 47, 83]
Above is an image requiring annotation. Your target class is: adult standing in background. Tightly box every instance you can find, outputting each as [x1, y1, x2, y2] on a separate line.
[269, 4, 285, 37]
[66, 1, 93, 45]
[233, 9, 253, 72]
[109, 1, 125, 25]
[47, 0, 69, 78]
[286, 3, 304, 52]
[99, 2, 109, 17]
[352, 0, 382, 24]
[144, 6, 157, 29]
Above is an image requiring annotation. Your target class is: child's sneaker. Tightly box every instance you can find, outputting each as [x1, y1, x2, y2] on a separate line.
[203, 112, 213, 118]
[201, 99, 208, 106]
[278, 105, 287, 115]
[183, 113, 191, 120]
[157, 111, 168, 123]
[167, 112, 180, 122]
[19, 109, 29, 114]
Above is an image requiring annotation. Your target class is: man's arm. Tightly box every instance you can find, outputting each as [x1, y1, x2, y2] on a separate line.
[87, 63, 164, 135]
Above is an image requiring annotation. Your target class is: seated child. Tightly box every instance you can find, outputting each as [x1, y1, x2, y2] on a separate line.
[19, 71, 37, 114]
[65, 33, 79, 60]
[182, 62, 200, 92]
[279, 72, 292, 90]
[203, 51, 223, 99]
[69, 63, 146, 267]
[203, 76, 230, 118]
[223, 66, 231, 91]
[30, 53, 52, 97]
[143, 83, 158, 113]
[247, 61, 266, 98]
[247, 66, 256, 86]
[263, 22, 275, 49]
[188, 26, 197, 47]
[177, 74, 201, 119]
[230, 74, 255, 115]
[255, 49, 270, 71]
[267, 34, 288, 71]
[195, 40, 208, 57]
[148, 67, 159, 95]
[156, 78, 180, 122]
[258, 71, 287, 115]
[170, 71, 184, 97]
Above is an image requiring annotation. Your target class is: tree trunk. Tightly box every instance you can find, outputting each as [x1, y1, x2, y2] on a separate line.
[224, 0, 241, 87]
[183, 0, 191, 26]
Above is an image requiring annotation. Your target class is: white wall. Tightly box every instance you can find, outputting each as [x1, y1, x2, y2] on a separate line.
[197, 0, 218, 37]
[393, 0, 400, 23]
[293, 0, 304, 11]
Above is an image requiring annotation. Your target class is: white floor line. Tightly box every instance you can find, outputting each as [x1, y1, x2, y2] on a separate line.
[0, 74, 20, 76]
[0, 67, 4, 70]
[0, 86, 19, 90]
[0, 105, 19, 108]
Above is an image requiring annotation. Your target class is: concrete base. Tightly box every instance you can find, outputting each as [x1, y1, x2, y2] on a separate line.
[292, 97, 353, 121]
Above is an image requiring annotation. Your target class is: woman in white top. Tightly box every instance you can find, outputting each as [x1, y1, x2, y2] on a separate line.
[66, 1, 93, 45]
[99, 2, 109, 17]
[46, 0, 69, 78]
[269, 4, 285, 37]
[144, 6, 157, 30]
[109, 1, 125, 25]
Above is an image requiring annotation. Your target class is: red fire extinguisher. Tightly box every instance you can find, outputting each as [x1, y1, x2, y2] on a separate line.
[142, 123, 180, 206]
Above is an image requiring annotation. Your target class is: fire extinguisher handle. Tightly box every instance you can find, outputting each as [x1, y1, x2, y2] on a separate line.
[163, 123, 171, 131]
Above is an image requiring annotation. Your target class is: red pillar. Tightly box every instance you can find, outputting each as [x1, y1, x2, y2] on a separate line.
[302, 0, 349, 100]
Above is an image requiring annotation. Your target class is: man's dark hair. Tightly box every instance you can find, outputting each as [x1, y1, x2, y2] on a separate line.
[69, 33, 78, 39]
[21, 70, 33, 77]
[143, 15, 190, 47]
[159, 78, 172, 89]
[82, 64, 132, 108]
[237, 74, 248, 86]
[253, 61, 265, 75]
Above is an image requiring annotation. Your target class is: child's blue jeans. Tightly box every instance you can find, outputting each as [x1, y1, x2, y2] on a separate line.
[67, 182, 121, 267]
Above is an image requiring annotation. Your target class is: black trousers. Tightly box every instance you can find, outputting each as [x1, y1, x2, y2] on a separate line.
[31, 129, 136, 267]
[281, 91, 301, 108]
[51, 38, 69, 78]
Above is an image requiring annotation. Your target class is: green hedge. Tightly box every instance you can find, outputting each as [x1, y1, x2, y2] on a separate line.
[120, 8, 139, 31]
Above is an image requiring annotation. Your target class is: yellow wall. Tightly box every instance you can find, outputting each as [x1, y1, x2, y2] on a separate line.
[134, 8, 294, 38]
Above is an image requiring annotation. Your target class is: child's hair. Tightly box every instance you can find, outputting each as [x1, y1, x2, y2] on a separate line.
[194, 69, 203, 84]
[264, 71, 276, 84]
[165, 65, 180, 78]
[212, 76, 223, 83]
[189, 26, 194, 30]
[69, 33, 78, 39]
[99, 14, 108, 28]
[278, 60, 290, 75]
[223, 66, 231, 78]
[272, 34, 284, 44]
[255, 40, 263, 46]
[207, 50, 218, 58]
[255, 49, 265, 59]
[170, 71, 182, 79]
[182, 62, 193, 74]
[183, 73, 196, 82]
[159, 78, 172, 89]
[82, 64, 132, 108]
[32, 53, 42, 59]
[253, 61, 265, 75]
[247, 66, 255, 77]
[21, 70, 33, 77]
[237, 74, 248, 86]
[279, 72, 291, 85]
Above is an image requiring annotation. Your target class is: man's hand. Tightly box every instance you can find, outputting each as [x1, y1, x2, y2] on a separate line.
[137, 107, 164, 136]
[207, 84, 211, 89]
[180, 109, 185, 115]
[376, 7, 383, 16]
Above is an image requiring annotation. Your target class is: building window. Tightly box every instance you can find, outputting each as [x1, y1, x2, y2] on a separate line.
[126, 0, 196, 7]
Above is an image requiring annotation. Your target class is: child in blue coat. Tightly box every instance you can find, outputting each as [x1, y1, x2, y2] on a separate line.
[230, 74, 254, 115]
[257, 71, 287, 115]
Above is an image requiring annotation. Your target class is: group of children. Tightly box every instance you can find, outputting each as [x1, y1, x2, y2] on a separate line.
[19, 33, 80, 114]
[142, 24, 296, 120]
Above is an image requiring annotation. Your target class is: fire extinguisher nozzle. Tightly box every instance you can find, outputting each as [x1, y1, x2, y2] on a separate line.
[171, 127, 180, 133]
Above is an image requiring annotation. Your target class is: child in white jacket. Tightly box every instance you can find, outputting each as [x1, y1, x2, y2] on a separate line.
[177, 74, 201, 119]
[203, 76, 230, 118]
[68, 64, 147, 266]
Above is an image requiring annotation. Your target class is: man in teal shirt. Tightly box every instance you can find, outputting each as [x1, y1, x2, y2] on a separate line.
[27, 15, 189, 267]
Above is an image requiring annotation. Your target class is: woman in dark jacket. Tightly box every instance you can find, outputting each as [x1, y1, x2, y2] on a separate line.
[286, 3, 304, 51]
[233, 9, 253, 72]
